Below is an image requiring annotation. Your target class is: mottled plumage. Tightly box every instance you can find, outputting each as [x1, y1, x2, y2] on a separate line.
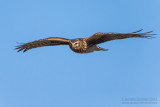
[15, 29, 156, 53]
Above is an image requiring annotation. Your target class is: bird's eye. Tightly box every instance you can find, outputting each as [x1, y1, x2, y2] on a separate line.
[71, 42, 79, 47]
[74, 42, 78, 46]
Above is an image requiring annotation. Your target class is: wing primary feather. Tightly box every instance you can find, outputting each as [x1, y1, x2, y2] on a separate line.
[132, 29, 143, 33]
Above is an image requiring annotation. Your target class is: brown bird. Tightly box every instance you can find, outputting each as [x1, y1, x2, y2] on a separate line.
[15, 29, 155, 53]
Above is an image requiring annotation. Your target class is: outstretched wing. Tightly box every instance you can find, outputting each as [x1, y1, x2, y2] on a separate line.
[16, 37, 70, 52]
[85, 30, 156, 47]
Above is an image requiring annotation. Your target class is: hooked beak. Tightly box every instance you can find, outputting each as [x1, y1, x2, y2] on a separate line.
[72, 43, 75, 47]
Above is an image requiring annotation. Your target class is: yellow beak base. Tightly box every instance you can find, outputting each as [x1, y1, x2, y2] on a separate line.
[72, 43, 75, 47]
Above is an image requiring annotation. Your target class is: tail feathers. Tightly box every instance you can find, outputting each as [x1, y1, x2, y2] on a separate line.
[96, 46, 109, 51]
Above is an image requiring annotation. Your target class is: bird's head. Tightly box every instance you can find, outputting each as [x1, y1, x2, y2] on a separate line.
[69, 39, 82, 49]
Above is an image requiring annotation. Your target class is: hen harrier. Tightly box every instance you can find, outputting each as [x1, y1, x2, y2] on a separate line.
[16, 29, 155, 53]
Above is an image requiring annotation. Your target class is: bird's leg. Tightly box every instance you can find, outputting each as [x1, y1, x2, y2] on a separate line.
[96, 46, 109, 51]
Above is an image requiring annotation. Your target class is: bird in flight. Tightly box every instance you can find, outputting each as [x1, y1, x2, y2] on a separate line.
[16, 29, 155, 53]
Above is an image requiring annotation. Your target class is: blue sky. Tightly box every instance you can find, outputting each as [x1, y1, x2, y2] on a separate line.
[0, 0, 160, 107]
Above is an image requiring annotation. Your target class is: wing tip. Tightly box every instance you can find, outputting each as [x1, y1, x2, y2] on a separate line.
[15, 42, 28, 53]
[132, 29, 144, 33]
[138, 30, 157, 39]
